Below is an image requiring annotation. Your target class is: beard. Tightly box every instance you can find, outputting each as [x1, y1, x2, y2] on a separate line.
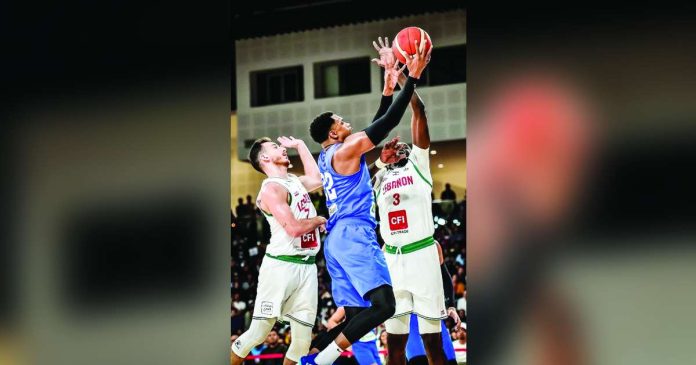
[391, 157, 409, 168]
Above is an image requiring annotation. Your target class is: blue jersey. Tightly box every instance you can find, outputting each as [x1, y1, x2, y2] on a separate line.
[318, 143, 376, 231]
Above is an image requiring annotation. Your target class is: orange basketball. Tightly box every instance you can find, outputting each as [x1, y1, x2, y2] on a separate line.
[392, 26, 432, 64]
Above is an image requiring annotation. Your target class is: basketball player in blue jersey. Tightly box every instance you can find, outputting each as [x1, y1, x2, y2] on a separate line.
[300, 39, 431, 365]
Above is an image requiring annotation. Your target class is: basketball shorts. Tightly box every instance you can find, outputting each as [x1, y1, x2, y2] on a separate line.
[251, 255, 317, 327]
[385, 242, 446, 321]
[324, 220, 392, 307]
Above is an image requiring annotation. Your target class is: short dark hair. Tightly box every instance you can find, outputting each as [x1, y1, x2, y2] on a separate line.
[310, 111, 336, 143]
[248, 137, 272, 173]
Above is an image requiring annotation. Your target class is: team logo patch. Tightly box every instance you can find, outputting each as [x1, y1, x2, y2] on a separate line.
[261, 301, 273, 315]
[300, 231, 319, 248]
[388, 210, 408, 230]
[234, 340, 242, 349]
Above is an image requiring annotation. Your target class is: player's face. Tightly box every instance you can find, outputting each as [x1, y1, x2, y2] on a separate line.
[330, 115, 352, 141]
[390, 142, 411, 168]
[262, 142, 290, 167]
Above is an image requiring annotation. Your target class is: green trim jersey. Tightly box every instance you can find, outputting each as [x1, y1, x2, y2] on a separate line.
[257, 174, 321, 257]
[374, 145, 434, 247]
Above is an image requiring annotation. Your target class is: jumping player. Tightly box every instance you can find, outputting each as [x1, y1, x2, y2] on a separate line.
[301, 37, 431, 365]
[231, 136, 327, 365]
[369, 37, 450, 365]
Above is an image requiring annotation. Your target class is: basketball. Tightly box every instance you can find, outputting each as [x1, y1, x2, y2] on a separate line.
[392, 26, 432, 64]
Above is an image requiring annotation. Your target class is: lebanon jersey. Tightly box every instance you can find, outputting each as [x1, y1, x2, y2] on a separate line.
[257, 174, 321, 257]
[318, 143, 376, 231]
[374, 145, 434, 247]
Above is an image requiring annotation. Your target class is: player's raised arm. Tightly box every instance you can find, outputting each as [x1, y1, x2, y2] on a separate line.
[370, 36, 399, 122]
[259, 183, 326, 237]
[277, 136, 322, 192]
[335, 43, 431, 162]
[394, 70, 430, 149]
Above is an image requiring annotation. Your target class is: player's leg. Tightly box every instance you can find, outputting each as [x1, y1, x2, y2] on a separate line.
[418, 316, 446, 365]
[384, 314, 410, 365]
[285, 318, 314, 365]
[411, 245, 447, 365]
[318, 285, 395, 363]
[405, 314, 428, 365]
[231, 317, 275, 365]
[304, 226, 394, 365]
[310, 307, 366, 353]
[439, 321, 457, 365]
[352, 341, 381, 365]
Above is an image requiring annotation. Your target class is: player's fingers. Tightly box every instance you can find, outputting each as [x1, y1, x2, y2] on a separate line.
[419, 38, 426, 54]
[398, 64, 406, 74]
[373, 41, 380, 52]
[385, 37, 389, 47]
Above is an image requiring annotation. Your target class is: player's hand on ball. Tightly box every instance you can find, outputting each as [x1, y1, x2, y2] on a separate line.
[404, 38, 432, 79]
[371, 36, 395, 69]
[380, 136, 402, 164]
[447, 307, 462, 330]
[277, 136, 303, 149]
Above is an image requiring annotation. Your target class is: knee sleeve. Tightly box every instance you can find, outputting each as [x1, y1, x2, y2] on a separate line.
[385, 315, 410, 335]
[231, 318, 275, 358]
[342, 286, 396, 343]
[286, 319, 313, 362]
[369, 285, 396, 320]
[416, 316, 441, 334]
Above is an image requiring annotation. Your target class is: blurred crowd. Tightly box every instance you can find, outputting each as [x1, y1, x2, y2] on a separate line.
[231, 183, 466, 364]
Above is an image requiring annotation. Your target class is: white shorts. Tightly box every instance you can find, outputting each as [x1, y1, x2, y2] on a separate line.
[384, 243, 446, 321]
[252, 255, 318, 327]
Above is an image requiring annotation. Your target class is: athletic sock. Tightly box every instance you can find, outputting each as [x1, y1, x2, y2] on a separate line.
[314, 341, 344, 365]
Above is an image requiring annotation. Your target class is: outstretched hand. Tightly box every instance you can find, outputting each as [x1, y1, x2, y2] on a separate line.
[371, 36, 396, 69]
[277, 136, 304, 149]
[379, 136, 402, 165]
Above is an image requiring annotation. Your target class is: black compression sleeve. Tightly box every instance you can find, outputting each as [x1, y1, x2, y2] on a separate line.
[363, 76, 417, 145]
[441, 264, 455, 308]
[371, 94, 393, 122]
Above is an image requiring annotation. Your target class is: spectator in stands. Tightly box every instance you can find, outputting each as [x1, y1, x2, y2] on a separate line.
[260, 329, 288, 365]
[376, 329, 388, 365]
[441, 183, 457, 201]
[231, 307, 244, 336]
[233, 293, 247, 312]
[457, 290, 467, 314]
[452, 325, 466, 364]
[245, 195, 256, 217]
[236, 197, 246, 218]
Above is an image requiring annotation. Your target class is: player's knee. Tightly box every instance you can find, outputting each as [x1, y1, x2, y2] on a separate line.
[232, 319, 274, 357]
[370, 286, 396, 321]
[286, 336, 311, 362]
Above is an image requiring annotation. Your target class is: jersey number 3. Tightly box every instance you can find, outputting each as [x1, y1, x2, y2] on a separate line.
[322, 172, 338, 201]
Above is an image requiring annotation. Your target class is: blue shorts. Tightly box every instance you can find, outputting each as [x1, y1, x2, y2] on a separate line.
[324, 221, 392, 307]
[352, 341, 381, 365]
[405, 314, 456, 361]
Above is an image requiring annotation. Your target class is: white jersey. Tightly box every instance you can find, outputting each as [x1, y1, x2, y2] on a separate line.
[257, 174, 321, 257]
[374, 145, 434, 247]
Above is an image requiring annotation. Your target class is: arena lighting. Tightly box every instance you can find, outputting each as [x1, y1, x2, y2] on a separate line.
[453, 219, 460, 225]
[437, 163, 444, 168]
[434, 224, 439, 229]
[437, 218, 446, 225]
[433, 216, 439, 222]
[430, 150, 437, 155]
[289, 164, 293, 168]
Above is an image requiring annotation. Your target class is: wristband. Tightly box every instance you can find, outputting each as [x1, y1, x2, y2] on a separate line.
[375, 158, 388, 169]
